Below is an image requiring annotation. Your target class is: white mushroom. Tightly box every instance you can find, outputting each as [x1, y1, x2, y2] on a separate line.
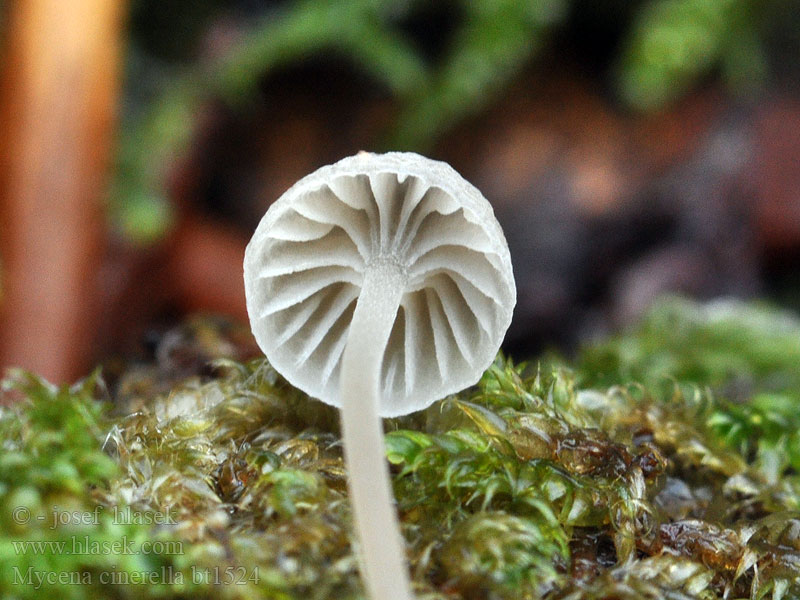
[244, 151, 516, 600]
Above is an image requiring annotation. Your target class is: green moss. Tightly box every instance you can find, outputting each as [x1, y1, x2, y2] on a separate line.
[2, 299, 800, 598]
[0, 371, 190, 600]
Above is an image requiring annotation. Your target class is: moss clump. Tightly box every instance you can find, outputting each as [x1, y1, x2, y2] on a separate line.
[2, 298, 800, 598]
[0, 371, 189, 600]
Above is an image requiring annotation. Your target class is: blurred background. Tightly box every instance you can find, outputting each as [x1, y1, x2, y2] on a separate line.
[1, 0, 799, 385]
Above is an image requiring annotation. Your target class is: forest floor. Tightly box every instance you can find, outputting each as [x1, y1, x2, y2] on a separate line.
[2, 296, 800, 599]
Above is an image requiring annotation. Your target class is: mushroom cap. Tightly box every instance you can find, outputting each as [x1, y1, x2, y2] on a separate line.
[244, 152, 516, 417]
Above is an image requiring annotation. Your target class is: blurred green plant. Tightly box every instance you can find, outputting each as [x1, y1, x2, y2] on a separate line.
[579, 297, 800, 398]
[616, 0, 769, 111]
[114, 0, 792, 241]
[114, 0, 568, 242]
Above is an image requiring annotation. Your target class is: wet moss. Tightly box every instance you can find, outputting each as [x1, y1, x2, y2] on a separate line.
[2, 298, 800, 598]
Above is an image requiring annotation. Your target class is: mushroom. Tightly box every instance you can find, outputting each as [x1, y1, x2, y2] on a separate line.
[243, 151, 516, 600]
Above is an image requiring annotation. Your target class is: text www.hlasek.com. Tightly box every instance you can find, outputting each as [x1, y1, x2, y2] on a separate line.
[12, 536, 183, 556]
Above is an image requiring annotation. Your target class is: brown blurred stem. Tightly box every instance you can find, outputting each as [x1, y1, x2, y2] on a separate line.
[166, 215, 248, 320]
[0, 0, 126, 382]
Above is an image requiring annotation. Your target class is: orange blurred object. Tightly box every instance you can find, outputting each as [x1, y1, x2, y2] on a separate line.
[0, 0, 126, 382]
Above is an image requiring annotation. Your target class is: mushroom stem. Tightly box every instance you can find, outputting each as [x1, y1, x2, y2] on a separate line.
[340, 264, 413, 600]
